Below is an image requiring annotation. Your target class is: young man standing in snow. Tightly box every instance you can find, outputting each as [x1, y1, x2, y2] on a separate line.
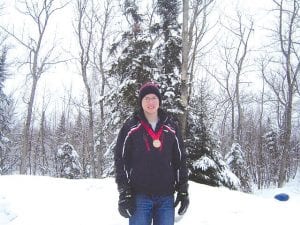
[114, 82, 189, 225]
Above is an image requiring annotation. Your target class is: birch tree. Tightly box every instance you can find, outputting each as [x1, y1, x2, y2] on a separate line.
[92, 0, 115, 176]
[180, 0, 189, 138]
[73, 0, 97, 177]
[181, 0, 215, 137]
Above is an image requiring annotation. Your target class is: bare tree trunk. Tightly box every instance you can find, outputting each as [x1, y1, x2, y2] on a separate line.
[180, 0, 215, 138]
[83, 73, 96, 178]
[39, 110, 48, 175]
[21, 76, 38, 174]
[257, 62, 268, 189]
[230, 99, 235, 142]
[233, 14, 253, 143]
[92, 0, 114, 176]
[180, 0, 189, 138]
[75, 0, 97, 177]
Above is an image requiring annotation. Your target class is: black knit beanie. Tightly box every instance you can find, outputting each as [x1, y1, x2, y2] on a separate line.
[138, 82, 162, 107]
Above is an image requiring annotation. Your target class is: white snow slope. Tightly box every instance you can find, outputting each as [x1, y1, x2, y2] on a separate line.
[0, 173, 299, 225]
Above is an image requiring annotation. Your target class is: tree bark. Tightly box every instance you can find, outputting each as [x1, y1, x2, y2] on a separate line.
[180, 0, 189, 138]
[75, 0, 97, 177]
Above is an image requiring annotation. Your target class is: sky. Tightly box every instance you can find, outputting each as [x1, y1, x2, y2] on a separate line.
[1, 172, 299, 225]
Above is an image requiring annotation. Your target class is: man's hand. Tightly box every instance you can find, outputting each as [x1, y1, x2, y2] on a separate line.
[174, 191, 189, 215]
[118, 188, 135, 218]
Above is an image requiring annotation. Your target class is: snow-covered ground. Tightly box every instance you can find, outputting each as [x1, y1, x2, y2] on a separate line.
[1, 172, 299, 225]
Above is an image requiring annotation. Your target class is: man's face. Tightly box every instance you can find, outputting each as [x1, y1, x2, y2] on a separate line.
[141, 93, 159, 115]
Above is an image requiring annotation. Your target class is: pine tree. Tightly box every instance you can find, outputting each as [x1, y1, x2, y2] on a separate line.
[187, 83, 240, 190]
[155, 0, 182, 118]
[0, 47, 9, 134]
[263, 118, 280, 185]
[226, 143, 252, 192]
[109, 0, 183, 120]
[0, 47, 11, 175]
[56, 113, 67, 146]
[57, 143, 82, 179]
[109, 0, 156, 115]
[71, 111, 90, 178]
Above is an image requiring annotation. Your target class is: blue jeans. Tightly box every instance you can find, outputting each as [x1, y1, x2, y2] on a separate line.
[129, 194, 175, 225]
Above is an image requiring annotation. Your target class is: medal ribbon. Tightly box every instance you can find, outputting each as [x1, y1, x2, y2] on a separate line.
[140, 120, 163, 148]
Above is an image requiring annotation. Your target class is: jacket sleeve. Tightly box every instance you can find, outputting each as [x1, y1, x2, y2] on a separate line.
[114, 123, 132, 190]
[172, 122, 189, 192]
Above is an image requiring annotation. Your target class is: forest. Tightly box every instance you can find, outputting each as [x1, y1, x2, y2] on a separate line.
[0, 0, 299, 192]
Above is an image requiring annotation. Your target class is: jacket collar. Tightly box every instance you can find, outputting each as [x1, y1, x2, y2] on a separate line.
[135, 108, 169, 126]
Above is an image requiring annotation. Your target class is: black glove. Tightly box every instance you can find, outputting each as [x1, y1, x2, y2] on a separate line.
[118, 187, 135, 218]
[174, 183, 189, 215]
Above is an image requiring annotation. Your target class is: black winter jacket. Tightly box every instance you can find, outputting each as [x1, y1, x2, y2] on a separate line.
[114, 109, 188, 195]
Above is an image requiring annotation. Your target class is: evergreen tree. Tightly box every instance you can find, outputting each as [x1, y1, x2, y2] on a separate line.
[0, 47, 9, 134]
[109, 0, 156, 115]
[226, 143, 252, 192]
[57, 143, 82, 179]
[263, 118, 280, 184]
[56, 113, 67, 146]
[155, 0, 182, 118]
[109, 0, 183, 120]
[0, 47, 11, 175]
[71, 111, 90, 178]
[186, 83, 240, 190]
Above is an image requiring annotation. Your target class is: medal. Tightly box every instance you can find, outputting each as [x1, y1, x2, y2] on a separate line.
[153, 139, 161, 148]
[140, 120, 163, 150]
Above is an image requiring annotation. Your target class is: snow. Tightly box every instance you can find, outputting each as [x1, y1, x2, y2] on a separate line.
[0, 173, 299, 225]
[193, 156, 215, 170]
